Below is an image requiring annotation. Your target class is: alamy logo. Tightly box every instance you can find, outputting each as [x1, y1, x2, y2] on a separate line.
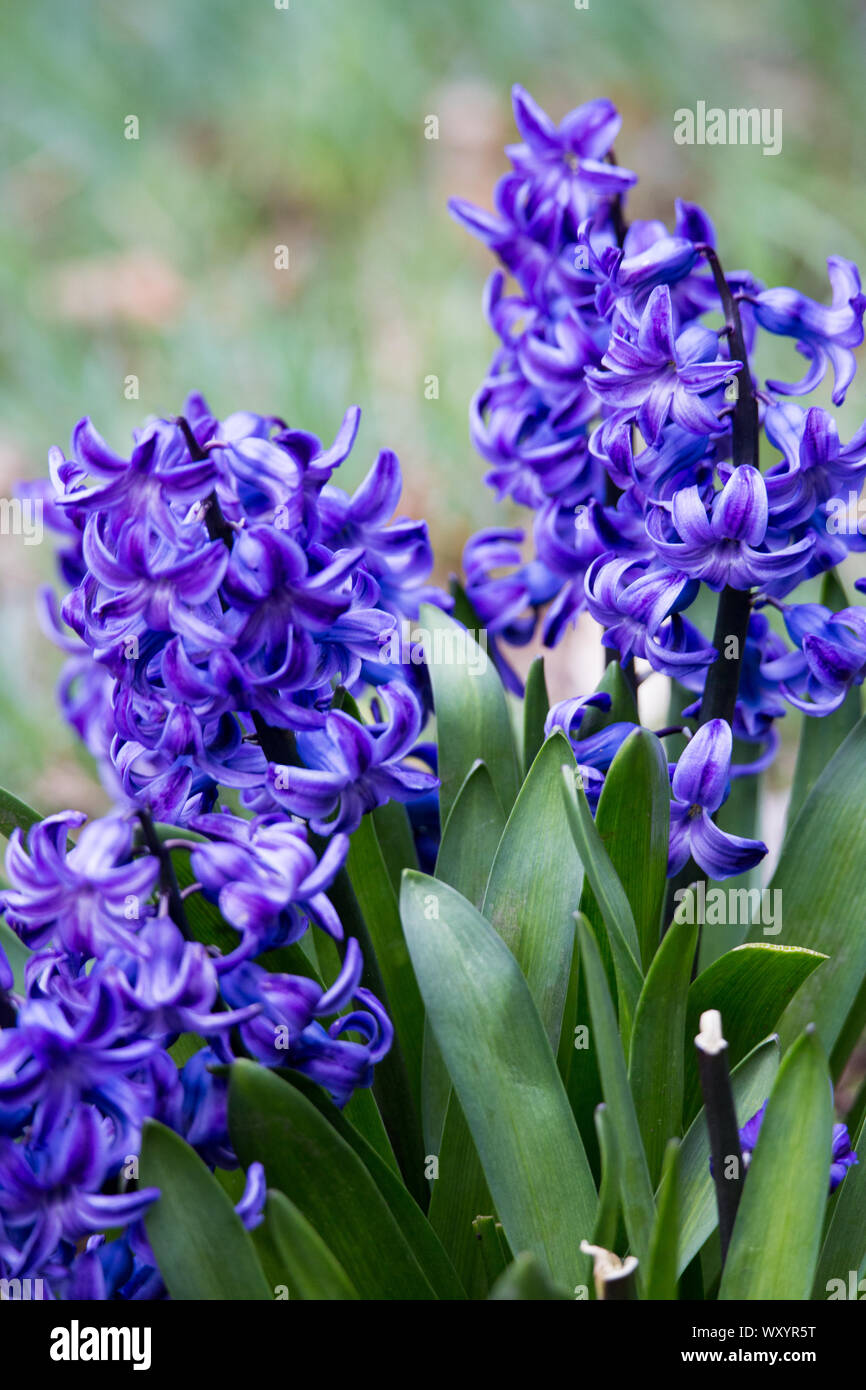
[674, 882, 782, 935]
[0, 1277, 44, 1299]
[379, 618, 488, 676]
[674, 102, 782, 157]
[0, 496, 43, 545]
[49, 1320, 152, 1371]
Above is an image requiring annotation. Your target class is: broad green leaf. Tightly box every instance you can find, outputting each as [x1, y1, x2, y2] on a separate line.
[561, 770, 643, 1046]
[420, 603, 521, 828]
[427, 1091, 495, 1300]
[346, 813, 424, 1110]
[371, 798, 419, 895]
[276, 1069, 464, 1300]
[684, 943, 826, 1123]
[576, 916, 655, 1276]
[342, 1086, 400, 1178]
[401, 872, 597, 1289]
[482, 732, 582, 1046]
[786, 570, 861, 833]
[473, 1215, 509, 1289]
[488, 1253, 571, 1301]
[0, 785, 43, 841]
[579, 662, 638, 737]
[252, 1189, 359, 1300]
[229, 1060, 437, 1299]
[719, 1029, 832, 1300]
[591, 1103, 621, 1251]
[591, 729, 670, 972]
[628, 915, 698, 1184]
[751, 716, 866, 1069]
[424, 759, 507, 1283]
[522, 656, 549, 776]
[430, 739, 582, 1292]
[646, 1140, 680, 1300]
[324, 864, 426, 1206]
[813, 1111, 866, 1297]
[436, 760, 506, 911]
[676, 1035, 780, 1276]
[141, 1119, 271, 1301]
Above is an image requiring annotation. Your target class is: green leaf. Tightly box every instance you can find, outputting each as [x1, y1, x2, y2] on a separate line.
[427, 1091, 495, 1300]
[488, 1253, 572, 1301]
[423, 759, 506, 1213]
[575, 915, 655, 1274]
[561, 770, 643, 1046]
[472, 1216, 509, 1289]
[578, 662, 638, 737]
[481, 732, 582, 1046]
[252, 1189, 359, 1300]
[419, 603, 521, 828]
[435, 760, 506, 911]
[229, 1060, 437, 1300]
[371, 798, 419, 895]
[400, 872, 597, 1289]
[346, 813, 424, 1111]
[141, 1119, 271, 1301]
[522, 656, 549, 776]
[592, 729, 670, 972]
[276, 1069, 465, 1300]
[628, 915, 698, 1184]
[719, 1029, 833, 1300]
[645, 1140, 680, 1300]
[322, 864, 426, 1206]
[813, 1111, 866, 1297]
[0, 785, 44, 841]
[591, 1104, 621, 1251]
[751, 716, 866, 1069]
[786, 570, 861, 833]
[676, 1035, 780, 1276]
[684, 943, 826, 1122]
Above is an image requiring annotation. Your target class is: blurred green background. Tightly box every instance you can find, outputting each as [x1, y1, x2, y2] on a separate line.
[2, 0, 866, 815]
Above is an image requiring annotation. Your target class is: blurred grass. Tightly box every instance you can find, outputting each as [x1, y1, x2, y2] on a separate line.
[1, 0, 866, 806]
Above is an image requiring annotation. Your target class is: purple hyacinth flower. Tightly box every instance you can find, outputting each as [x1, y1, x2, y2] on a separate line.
[763, 601, 866, 715]
[504, 87, 637, 224]
[234, 1163, 267, 1232]
[190, 812, 348, 955]
[0, 975, 159, 1146]
[1, 813, 158, 957]
[762, 403, 866, 528]
[0, 1105, 158, 1278]
[586, 285, 739, 444]
[748, 256, 866, 406]
[80, 514, 230, 649]
[736, 1101, 857, 1192]
[106, 917, 259, 1040]
[668, 719, 767, 879]
[583, 555, 717, 676]
[647, 466, 815, 591]
[267, 682, 439, 835]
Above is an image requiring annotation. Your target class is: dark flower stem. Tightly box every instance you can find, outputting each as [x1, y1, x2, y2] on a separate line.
[697, 248, 759, 728]
[137, 807, 193, 940]
[695, 1010, 744, 1263]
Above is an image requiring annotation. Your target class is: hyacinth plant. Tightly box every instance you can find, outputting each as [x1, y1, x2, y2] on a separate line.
[1, 88, 865, 1304]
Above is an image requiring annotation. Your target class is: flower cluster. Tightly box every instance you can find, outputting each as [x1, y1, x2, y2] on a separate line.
[34, 393, 446, 825]
[0, 394, 445, 1297]
[455, 86, 866, 877]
